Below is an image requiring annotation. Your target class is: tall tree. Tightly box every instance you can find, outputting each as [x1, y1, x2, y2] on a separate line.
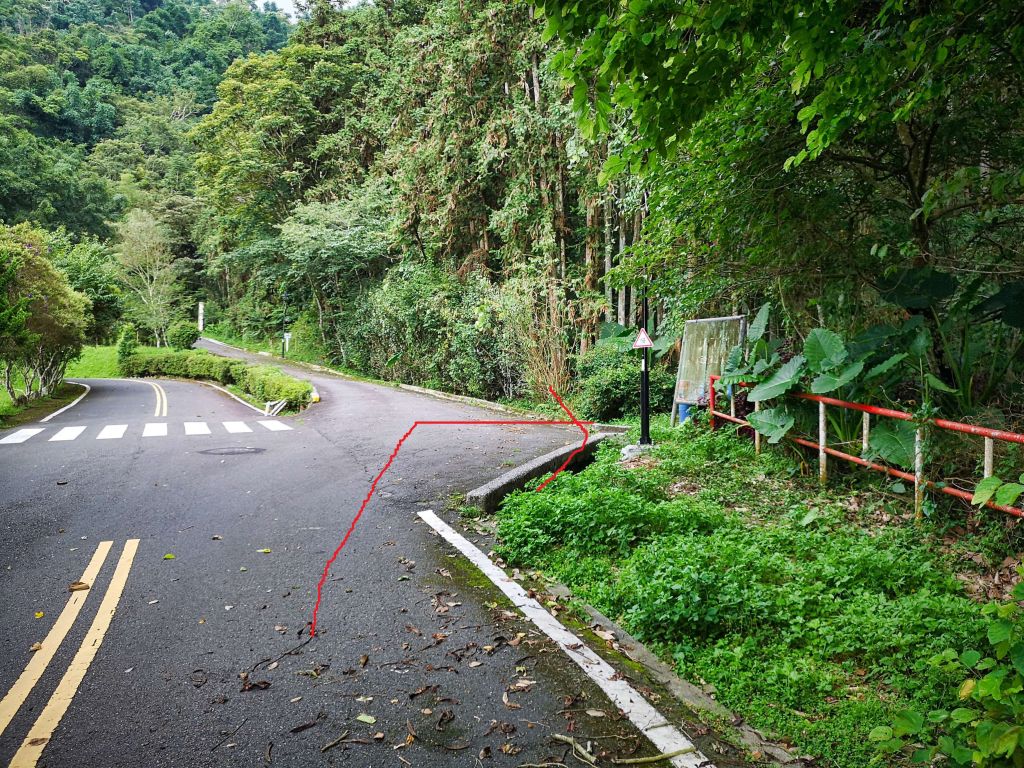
[115, 209, 180, 345]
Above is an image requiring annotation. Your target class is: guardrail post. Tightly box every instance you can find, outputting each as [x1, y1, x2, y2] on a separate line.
[862, 413, 870, 455]
[818, 401, 827, 484]
[984, 437, 994, 478]
[914, 427, 925, 520]
[754, 401, 761, 455]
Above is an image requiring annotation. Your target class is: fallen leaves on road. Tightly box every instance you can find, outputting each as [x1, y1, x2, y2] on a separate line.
[29, 642, 42, 652]
[34, 612, 43, 619]
[163, 553, 175, 560]
[356, 714, 376, 725]
[238, 672, 271, 692]
[68, 581, 89, 592]
[435, 709, 454, 731]
[256, 548, 271, 554]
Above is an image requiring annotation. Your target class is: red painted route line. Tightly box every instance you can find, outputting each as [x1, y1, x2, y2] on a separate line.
[309, 387, 590, 636]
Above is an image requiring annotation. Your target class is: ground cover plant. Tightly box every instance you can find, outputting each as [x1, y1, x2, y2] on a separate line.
[495, 417, 1024, 767]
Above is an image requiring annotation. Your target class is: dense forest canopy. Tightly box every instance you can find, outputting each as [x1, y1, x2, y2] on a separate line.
[0, 0, 1021, 422]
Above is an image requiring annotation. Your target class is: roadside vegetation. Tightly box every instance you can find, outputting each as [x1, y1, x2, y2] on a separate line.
[117, 330, 311, 410]
[496, 418, 1020, 767]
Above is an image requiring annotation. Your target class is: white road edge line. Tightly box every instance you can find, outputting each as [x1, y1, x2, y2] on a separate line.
[198, 381, 265, 415]
[39, 381, 91, 423]
[416, 509, 712, 768]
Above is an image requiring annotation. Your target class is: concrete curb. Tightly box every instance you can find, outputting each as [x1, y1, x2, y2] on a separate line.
[465, 433, 612, 513]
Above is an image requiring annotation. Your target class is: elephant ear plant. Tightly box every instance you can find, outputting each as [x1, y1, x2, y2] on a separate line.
[716, 304, 958, 469]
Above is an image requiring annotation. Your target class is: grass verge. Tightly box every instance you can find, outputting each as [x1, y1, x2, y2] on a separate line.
[0, 382, 83, 428]
[66, 345, 120, 378]
[494, 414, 1019, 767]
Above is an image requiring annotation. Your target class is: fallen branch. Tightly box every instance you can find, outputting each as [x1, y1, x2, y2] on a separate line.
[611, 747, 696, 764]
[551, 734, 597, 765]
[320, 730, 349, 753]
[211, 718, 247, 751]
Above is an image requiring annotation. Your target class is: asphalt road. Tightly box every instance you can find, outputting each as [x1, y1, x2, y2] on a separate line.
[0, 349, 733, 768]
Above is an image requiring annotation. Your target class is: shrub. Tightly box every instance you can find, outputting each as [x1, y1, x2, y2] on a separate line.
[576, 345, 675, 421]
[116, 324, 138, 366]
[185, 352, 232, 383]
[232, 364, 312, 409]
[118, 350, 311, 408]
[167, 321, 200, 350]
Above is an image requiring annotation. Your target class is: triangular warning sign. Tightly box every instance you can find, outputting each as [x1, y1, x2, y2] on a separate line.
[632, 328, 654, 349]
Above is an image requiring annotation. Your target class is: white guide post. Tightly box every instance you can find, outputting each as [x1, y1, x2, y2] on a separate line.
[818, 400, 827, 484]
[914, 427, 925, 520]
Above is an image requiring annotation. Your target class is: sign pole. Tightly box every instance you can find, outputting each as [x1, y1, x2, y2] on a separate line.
[639, 288, 651, 445]
[281, 290, 288, 358]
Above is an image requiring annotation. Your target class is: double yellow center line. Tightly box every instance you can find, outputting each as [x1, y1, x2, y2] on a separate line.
[148, 381, 168, 417]
[0, 539, 139, 767]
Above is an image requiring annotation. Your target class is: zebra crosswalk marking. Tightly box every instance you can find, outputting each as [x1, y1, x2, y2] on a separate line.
[49, 426, 87, 442]
[257, 420, 292, 432]
[1, 420, 294, 445]
[0, 429, 45, 444]
[142, 423, 168, 437]
[97, 425, 128, 440]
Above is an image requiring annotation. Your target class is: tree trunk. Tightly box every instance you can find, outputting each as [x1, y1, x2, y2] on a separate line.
[616, 182, 627, 325]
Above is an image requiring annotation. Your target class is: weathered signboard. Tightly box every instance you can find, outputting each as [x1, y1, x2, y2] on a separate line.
[672, 315, 747, 423]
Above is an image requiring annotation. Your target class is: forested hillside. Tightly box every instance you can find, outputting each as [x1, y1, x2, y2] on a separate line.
[0, 0, 286, 402]
[3, 0, 1020, 424]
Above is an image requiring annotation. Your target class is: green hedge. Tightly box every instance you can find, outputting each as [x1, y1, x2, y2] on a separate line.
[119, 350, 312, 409]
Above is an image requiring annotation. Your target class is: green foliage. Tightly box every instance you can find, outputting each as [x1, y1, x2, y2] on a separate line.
[875, 584, 1024, 766]
[119, 348, 311, 409]
[497, 423, 990, 768]
[231, 363, 311, 409]
[166, 320, 199, 350]
[972, 475, 1024, 510]
[0, 223, 90, 403]
[746, 406, 794, 444]
[116, 323, 138, 365]
[575, 345, 674, 421]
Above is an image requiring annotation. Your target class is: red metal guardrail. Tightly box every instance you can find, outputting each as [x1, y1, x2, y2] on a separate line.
[709, 374, 1024, 518]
